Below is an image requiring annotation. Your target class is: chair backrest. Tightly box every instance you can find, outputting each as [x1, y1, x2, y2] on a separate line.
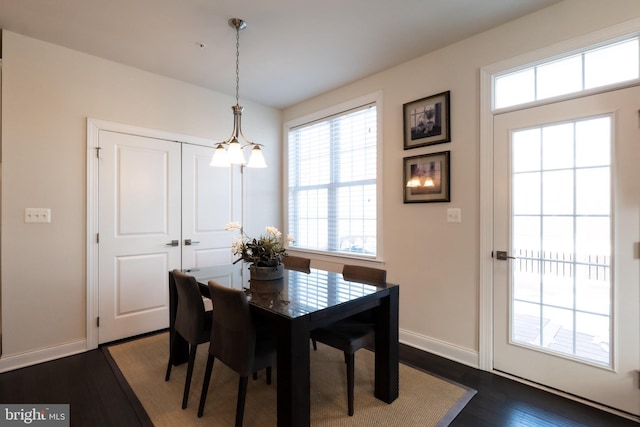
[172, 269, 208, 343]
[342, 265, 387, 286]
[282, 255, 311, 273]
[207, 280, 256, 376]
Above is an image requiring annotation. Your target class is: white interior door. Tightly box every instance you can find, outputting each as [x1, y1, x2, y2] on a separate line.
[181, 143, 242, 271]
[98, 130, 181, 343]
[493, 86, 640, 416]
[94, 128, 243, 344]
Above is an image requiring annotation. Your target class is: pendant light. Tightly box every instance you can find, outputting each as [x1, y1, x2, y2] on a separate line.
[210, 18, 267, 168]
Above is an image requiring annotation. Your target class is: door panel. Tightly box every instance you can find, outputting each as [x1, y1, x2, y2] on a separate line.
[493, 86, 640, 415]
[98, 130, 181, 343]
[181, 144, 242, 277]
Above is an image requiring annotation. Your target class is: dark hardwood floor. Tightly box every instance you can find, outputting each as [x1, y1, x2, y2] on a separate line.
[0, 335, 636, 426]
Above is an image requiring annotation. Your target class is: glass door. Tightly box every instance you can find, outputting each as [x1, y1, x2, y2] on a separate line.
[493, 86, 640, 416]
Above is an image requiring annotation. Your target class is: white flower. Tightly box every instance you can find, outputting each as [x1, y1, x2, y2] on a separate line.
[231, 237, 244, 255]
[265, 226, 282, 239]
[225, 222, 242, 231]
[286, 234, 294, 243]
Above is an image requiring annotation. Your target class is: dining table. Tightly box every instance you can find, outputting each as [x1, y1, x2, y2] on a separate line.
[168, 265, 399, 427]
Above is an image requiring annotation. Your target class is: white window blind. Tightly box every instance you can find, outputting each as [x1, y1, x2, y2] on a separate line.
[287, 103, 377, 257]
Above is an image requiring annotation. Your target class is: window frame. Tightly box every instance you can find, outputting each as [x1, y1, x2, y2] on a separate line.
[283, 91, 384, 263]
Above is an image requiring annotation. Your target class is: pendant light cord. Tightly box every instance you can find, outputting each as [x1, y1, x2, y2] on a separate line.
[235, 25, 240, 106]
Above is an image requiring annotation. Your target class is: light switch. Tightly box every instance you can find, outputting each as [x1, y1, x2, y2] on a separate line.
[25, 208, 51, 223]
[447, 208, 461, 223]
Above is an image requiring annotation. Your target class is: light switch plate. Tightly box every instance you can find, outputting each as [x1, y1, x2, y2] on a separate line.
[25, 208, 51, 223]
[447, 208, 461, 223]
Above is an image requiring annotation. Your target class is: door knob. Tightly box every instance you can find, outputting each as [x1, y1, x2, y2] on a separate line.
[184, 239, 200, 246]
[165, 240, 179, 247]
[495, 251, 516, 260]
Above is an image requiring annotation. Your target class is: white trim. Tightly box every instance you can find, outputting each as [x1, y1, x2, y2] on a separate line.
[86, 118, 215, 349]
[478, 17, 640, 373]
[400, 328, 479, 369]
[0, 339, 86, 373]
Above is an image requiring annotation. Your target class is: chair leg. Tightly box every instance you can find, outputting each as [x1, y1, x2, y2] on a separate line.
[197, 355, 215, 418]
[346, 352, 355, 416]
[182, 344, 198, 409]
[266, 366, 272, 385]
[252, 372, 258, 380]
[236, 376, 249, 427]
[312, 339, 317, 350]
[165, 333, 176, 381]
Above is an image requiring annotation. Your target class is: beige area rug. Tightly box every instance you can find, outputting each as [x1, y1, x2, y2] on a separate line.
[105, 332, 475, 426]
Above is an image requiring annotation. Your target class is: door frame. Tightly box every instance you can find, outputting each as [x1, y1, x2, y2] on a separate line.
[86, 118, 215, 350]
[478, 18, 640, 371]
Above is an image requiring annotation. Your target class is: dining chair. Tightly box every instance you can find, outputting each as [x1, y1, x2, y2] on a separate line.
[165, 269, 213, 409]
[281, 255, 311, 273]
[198, 280, 277, 426]
[310, 264, 387, 416]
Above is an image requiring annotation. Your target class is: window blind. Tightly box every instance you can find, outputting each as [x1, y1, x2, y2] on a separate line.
[287, 103, 377, 257]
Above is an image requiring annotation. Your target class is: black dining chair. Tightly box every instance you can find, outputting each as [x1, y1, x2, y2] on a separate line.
[282, 255, 311, 273]
[165, 269, 213, 409]
[310, 264, 387, 416]
[198, 280, 277, 426]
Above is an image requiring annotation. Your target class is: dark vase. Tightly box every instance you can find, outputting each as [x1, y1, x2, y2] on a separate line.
[248, 263, 284, 281]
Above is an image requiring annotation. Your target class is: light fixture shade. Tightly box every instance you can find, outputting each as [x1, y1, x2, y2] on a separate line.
[226, 140, 247, 164]
[210, 144, 230, 167]
[246, 145, 267, 168]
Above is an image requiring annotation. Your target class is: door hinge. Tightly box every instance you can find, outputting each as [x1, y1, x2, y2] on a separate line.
[96, 317, 100, 327]
[96, 233, 99, 244]
[96, 147, 102, 158]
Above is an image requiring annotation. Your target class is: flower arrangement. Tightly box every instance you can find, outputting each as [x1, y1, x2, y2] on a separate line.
[225, 222, 292, 267]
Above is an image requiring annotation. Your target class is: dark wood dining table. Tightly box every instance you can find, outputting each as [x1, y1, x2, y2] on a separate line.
[168, 265, 399, 427]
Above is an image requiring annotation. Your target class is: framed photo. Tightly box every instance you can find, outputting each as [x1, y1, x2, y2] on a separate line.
[403, 151, 450, 203]
[403, 91, 450, 149]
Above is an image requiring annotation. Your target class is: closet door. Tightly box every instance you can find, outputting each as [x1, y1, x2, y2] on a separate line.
[97, 130, 181, 343]
[181, 143, 242, 280]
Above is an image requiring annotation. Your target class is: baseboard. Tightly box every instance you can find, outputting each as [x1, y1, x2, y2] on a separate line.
[400, 328, 479, 369]
[0, 339, 87, 373]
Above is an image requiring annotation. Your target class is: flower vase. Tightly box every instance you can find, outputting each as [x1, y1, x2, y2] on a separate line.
[249, 263, 284, 281]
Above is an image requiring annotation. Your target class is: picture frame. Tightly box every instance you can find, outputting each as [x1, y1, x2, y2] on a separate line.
[403, 91, 450, 149]
[403, 151, 450, 203]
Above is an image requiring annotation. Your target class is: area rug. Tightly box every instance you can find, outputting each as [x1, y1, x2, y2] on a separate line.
[105, 332, 475, 426]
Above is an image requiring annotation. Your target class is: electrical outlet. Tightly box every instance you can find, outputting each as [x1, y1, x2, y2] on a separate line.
[25, 208, 51, 223]
[447, 208, 461, 223]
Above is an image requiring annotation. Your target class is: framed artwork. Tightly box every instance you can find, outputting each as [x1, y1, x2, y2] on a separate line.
[403, 91, 450, 149]
[403, 151, 450, 203]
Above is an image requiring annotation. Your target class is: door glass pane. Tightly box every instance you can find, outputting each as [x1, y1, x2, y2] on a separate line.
[511, 116, 612, 366]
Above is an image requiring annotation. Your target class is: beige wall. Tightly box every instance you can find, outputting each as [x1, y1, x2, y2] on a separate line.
[284, 0, 640, 363]
[0, 31, 281, 366]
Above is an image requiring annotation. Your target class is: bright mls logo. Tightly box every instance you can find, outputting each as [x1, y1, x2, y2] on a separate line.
[0, 405, 69, 426]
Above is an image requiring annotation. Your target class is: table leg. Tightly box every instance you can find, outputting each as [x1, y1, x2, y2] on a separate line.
[374, 286, 399, 403]
[276, 316, 311, 427]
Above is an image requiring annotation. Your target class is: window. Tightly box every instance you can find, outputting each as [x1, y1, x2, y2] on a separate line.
[494, 36, 639, 109]
[286, 97, 379, 258]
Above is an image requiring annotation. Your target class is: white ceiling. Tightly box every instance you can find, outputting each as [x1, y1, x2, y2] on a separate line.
[0, 0, 562, 109]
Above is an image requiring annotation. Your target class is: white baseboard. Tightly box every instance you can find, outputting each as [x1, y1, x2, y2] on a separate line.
[400, 328, 479, 369]
[0, 339, 87, 373]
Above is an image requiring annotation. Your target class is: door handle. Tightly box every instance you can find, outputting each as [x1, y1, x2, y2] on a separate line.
[495, 251, 516, 260]
[165, 240, 179, 247]
[184, 239, 200, 246]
